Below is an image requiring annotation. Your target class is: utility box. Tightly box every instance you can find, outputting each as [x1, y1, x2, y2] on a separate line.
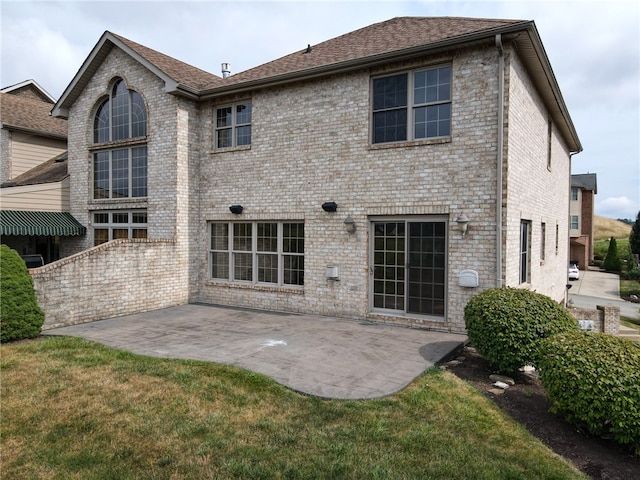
[578, 320, 594, 331]
[326, 265, 340, 280]
[458, 269, 479, 288]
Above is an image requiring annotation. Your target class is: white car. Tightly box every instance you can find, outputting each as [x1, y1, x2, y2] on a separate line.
[568, 265, 580, 280]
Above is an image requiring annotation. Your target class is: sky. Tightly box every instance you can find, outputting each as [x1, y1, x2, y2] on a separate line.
[1, 0, 638, 220]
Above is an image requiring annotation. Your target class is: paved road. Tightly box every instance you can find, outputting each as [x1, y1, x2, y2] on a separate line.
[44, 304, 467, 400]
[568, 268, 639, 319]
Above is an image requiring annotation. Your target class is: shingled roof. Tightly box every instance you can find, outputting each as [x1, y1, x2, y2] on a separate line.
[110, 33, 223, 92]
[0, 92, 67, 138]
[211, 17, 526, 89]
[51, 16, 581, 152]
[3, 151, 69, 187]
[571, 173, 597, 193]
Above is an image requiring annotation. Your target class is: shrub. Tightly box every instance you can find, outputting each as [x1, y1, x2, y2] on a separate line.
[538, 331, 640, 453]
[464, 287, 578, 373]
[0, 245, 45, 342]
[623, 267, 640, 281]
[603, 237, 622, 272]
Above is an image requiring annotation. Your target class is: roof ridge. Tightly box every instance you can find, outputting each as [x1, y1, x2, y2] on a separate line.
[216, 16, 526, 89]
[107, 31, 223, 90]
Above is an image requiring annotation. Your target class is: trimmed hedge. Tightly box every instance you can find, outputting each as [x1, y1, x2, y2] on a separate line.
[0, 245, 45, 342]
[538, 331, 640, 453]
[464, 287, 578, 373]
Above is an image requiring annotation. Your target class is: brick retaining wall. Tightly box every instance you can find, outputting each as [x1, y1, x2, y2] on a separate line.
[31, 239, 188, 329]
[569, 305, 620, 335]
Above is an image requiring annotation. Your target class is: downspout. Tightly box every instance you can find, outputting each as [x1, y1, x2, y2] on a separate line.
[495, 34, 504, 287]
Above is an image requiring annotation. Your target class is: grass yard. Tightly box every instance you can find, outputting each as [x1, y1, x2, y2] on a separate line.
[593, 237, 630, 259]
[620, 279, 640, 299]
[1, 337, 585, 480]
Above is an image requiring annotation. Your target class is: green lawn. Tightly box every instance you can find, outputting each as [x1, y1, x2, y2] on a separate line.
[1, 337, 585, 480]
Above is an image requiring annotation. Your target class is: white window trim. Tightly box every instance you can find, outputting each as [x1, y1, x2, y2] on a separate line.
[371, 64, 452, 145]
[209, 221, 304, 287]
[92, 209, 147, 245]
[92, 146, 148, 200]
[214, 101, 252, 149]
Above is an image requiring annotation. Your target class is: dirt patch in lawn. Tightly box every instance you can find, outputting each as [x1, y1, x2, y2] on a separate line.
[443, 345, 640, 480]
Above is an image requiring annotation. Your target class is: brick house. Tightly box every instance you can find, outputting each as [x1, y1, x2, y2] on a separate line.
[35, 17, 581, 332]
[569, 173, 597, 268]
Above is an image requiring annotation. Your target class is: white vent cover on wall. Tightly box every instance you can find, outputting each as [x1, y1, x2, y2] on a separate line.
[459, 269, 479, 288]
[326, 265, 340, 280]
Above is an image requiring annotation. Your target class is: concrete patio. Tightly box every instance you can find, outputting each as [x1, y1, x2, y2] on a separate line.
[43, 303, 467, 400]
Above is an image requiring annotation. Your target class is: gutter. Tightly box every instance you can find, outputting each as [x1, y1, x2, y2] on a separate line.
[0, 123, 67, 141]
[496, 34, 504, 288]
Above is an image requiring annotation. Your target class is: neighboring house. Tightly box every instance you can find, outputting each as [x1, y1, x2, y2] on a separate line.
[0, 80, 86, 263]
[569, 173, 597, 268]
[39, 17, 581, 332]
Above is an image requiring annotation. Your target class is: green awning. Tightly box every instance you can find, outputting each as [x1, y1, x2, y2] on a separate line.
[1, 210, 86, 236]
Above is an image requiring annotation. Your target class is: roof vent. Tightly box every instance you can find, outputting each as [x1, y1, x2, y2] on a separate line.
[221, 63, 231, 79]
[305, 44, 312, 54]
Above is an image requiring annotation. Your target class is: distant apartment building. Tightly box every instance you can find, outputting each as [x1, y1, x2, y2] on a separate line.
[569, 173, 597, 268]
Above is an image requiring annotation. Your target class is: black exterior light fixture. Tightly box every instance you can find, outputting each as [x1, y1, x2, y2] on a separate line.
[322, 201, 338, 212]
[229, 205, 244, 214]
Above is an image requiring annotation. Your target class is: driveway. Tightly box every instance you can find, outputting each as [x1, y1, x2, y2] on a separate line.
[568, 268, 639, 319]
[43, 304, 467, 400]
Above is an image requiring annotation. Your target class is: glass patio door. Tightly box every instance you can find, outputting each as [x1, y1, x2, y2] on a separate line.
[372, 219, 447, 317]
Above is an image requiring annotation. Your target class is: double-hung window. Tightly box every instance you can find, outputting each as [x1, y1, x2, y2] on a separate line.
[215, 102, 252, 148]
[372, 65, 451, 144]
[570, 215, 579, 230]
[210, 222, 304, 286]
[92, 79, 147, 199]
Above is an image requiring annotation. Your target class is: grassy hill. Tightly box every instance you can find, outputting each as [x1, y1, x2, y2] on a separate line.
[593, 215, 632, 241]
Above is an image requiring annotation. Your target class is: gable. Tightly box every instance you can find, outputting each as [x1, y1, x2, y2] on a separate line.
[1, 79, 56, 103]
[52, 31, 222, 118]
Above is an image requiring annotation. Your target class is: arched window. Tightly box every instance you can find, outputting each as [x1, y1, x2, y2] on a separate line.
[92, 79, 147, 200]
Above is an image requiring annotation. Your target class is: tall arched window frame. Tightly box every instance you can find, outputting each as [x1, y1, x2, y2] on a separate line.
[92, 79, 147, 199]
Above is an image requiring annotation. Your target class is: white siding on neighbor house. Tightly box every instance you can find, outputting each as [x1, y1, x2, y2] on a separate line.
[569, 189, 581, 236]
[8, 131, 66, 178]
[0, 177, 70, 211]
[503, 48, 571, 302]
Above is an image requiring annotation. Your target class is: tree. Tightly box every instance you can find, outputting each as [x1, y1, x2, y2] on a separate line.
[603, 237, 622, 272]
[630, 210, 640, 256]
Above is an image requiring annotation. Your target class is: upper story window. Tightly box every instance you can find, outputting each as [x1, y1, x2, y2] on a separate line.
[571, 187, 579, 201]
[570, 215, 579, 230]
[215, 102, 252, 148]
[92, 79, 147, 199]
[372, 65, 451, 144]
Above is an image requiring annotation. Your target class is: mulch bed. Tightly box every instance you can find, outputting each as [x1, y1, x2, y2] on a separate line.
[443, 345, 640, 480]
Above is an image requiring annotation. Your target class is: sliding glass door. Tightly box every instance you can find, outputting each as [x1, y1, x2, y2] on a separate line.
[371, 218, 447, 317]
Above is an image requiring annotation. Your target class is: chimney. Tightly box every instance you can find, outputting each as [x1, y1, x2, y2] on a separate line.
[221, 63, 231, 79]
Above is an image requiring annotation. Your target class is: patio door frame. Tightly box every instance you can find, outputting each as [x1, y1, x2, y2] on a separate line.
[369, 216, 448, 320]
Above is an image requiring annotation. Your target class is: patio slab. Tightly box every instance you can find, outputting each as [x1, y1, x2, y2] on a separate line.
[43, 303, 467, 400]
